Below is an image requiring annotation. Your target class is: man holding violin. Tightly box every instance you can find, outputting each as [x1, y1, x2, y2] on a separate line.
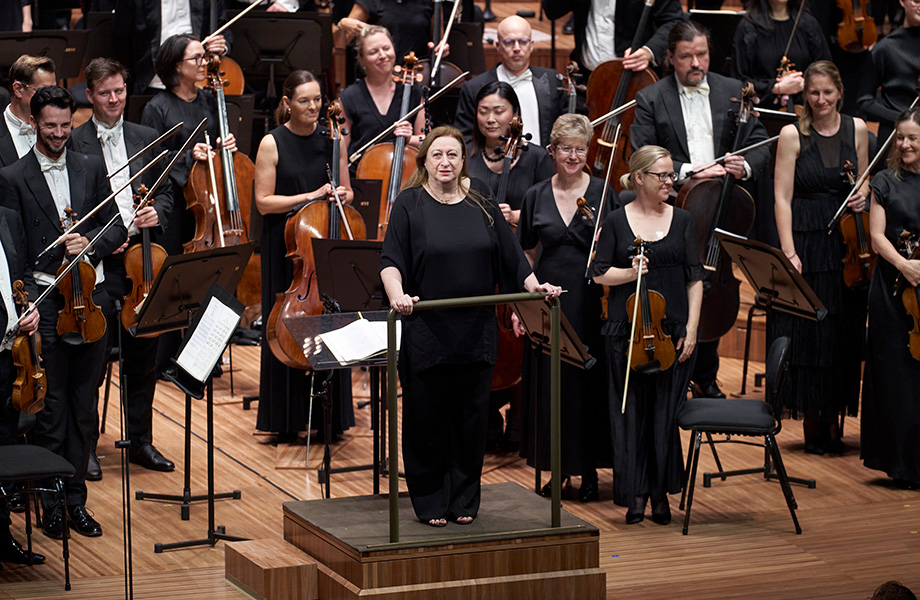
[0, 86, 128, 540]
[630, 20, 771, 398]
[70, 58, 176, 476]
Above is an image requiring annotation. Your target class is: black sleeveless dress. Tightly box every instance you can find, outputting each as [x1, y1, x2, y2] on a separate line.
[768, 115, 867, 420]
[341, 80, 421, 175]
[256, 125, 354, 436]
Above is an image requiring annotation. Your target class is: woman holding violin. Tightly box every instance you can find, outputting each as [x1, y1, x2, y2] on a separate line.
[862, 106, 920, 488]
[253, 70, 355, 438]
[590, 145, 703, 525]
[467, 82, 554, 228]
[773, 60, 869, 455]
[517, 114, 615, 503]
[381, 125, 561, 527]
[340, 25, 426, 174]
[731, 0, 831, 111]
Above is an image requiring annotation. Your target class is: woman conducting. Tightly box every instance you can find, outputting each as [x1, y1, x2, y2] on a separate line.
[380, 125, 560, 527]
[590, 145, 703, 525]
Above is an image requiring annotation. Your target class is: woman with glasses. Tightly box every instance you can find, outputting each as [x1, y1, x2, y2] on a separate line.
[517, 114, 616, 503]
[590, 145, 703, 525]
[252, 70, 355, 439]
[773, 60, 869, 455]
[467, 81, 554, 228]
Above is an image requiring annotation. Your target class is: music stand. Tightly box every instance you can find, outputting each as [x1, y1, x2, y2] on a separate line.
[351, 179, 382, 236]
[511, 299, 595, 492]
[715, 229, 826, 396]
[0, 31, 90, 83]
[131, 245, 254, 553]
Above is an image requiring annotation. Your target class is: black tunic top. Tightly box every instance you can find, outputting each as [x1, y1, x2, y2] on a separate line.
[357, 0, 434, 61]
[862, 169, 920, 482]
[857, 26, 920, 142]
[466, 144, 555, 211]
[731, 13, 831, 110]
[380, 181, 532, 372]
[341, 80, 422, 172]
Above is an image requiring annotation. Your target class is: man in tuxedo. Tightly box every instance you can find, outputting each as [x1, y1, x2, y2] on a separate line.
[454, 15, 566, 147]
[1, 55, 56, 169]
[0, 86, 128, 539]
[630, 19, 770, 398]
[0, 207, 44, 570]
[69, 58, 176, 476]
[112, 0, 232, 94]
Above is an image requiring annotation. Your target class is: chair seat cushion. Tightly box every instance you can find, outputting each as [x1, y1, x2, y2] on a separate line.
[0, 445, 76, 481]
[677, 398, 776, 434]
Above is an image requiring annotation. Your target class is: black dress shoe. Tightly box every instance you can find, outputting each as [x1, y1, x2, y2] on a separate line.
[563, 15, 574, 34]
[539, 476, 571, 498]
[0, 484, 25, 513]
[129, 444, 175, 472]
[0, 535, 45, 565]
[651, 497, 671, 525]
[68, 505, 102, 537]
[86, 451, 102, 481]
[625, 509, 645, 524]
[579, 479, 599, 503]
[695, 381, 726, 399]
[42, 505, 65, 540]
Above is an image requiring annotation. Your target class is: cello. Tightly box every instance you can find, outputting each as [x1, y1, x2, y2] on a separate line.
[11, 280, 45, 415]
[121, 184, 169, 332]
[356, 52, 424, 241]
[676, 84, 757, 343]
[584, 0, 658, 186]
[266, 101, 367, 369]
[184, 54, 261, 309]
[56, 208, 107, 346]
[838, 160, 876, 289]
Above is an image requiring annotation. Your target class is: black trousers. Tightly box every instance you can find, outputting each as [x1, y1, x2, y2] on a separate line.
[33, 290, 108, 507]
[0, 350, 16, 525]
[691, 339, 720, 387]
[400, 360, 493, 522]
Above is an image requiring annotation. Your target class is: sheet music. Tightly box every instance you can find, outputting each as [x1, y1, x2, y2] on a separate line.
[176, 298, 240, 382]
[317, 319, 401, 365]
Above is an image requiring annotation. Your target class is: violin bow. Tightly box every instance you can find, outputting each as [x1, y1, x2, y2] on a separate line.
[202, 0, 265, 45]
[588, 100, 637, 129]
[107, 121, 182, 181]
[621, 240, 647, 414]
[680, 134, 780, 181]
[326, 163, 355, 241]
[779, 0, 806, 71]
[585, 123, 621, 278]
[430, 0, 462, 86]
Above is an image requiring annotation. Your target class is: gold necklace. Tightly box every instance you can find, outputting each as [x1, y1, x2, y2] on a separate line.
[427, 184, 460, 204]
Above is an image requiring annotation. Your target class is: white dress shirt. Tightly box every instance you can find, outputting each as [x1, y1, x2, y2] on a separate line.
[94, 116, 138, 236]
[0, 235, 17, 351]
[496, 64, 541, 146]
[4, 105, 36, 158]
[582, 0, 616, 71]
[149, 0, 195, 90]
[676, 78, 715, 181]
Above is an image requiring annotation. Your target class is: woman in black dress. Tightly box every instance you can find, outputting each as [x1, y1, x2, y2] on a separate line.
[334, 0, 438, 64]
[773, 60, 869, 454]
[517, 114, 615, 502]
[591, 145, 703, 525]
[467, 81, 554, 227]
[862, 106, 920, 488]
[340, 25, 426, 174]
[380, 125, 560, 527]
[253, 70, 354, 437]
[732, 0, 831, 111]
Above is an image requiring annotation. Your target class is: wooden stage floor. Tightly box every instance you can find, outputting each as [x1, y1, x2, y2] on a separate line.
[0, 340, 917, 599]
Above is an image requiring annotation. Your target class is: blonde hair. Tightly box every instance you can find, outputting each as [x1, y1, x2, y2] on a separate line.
[354, 26, 394, 74]
[888, 107, 920, 180]
[799, 60, 843, 137]
[550, 113, 592, 147]
[619, 145, 672, 190]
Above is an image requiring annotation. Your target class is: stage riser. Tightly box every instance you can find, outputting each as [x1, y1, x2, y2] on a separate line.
[225, 539, 319, 600]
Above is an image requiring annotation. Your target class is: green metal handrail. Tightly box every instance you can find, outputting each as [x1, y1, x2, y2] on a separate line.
[387, 291, 561, 543]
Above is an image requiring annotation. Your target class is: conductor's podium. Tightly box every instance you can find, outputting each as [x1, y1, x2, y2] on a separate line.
[282, 481, 605, 599]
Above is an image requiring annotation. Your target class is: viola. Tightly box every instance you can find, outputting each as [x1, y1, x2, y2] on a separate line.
[122, 184, 169, 333]
[839, 160, 876, 289]
[836, 0, 877, 53]
[558, 61, 585, 115]
[624, 238, 675, 375]
[896, 231, 920, 362]
[195, 55, 245, 95]
[676, 83, 757, 343]
[774, 1, 807, 114]
[184, 53, 261, 309]
[356, 52, 424, 241]
[11, 280, 45, 415]
[267, 100, 367, 369]
[584, 0, 658, 187]
[55, 208, 107, 346]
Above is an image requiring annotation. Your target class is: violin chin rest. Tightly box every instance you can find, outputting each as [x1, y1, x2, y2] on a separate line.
[634, 361, 662, 376]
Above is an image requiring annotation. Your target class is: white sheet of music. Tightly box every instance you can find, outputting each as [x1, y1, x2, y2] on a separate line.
[176, 299, 240, 382]
[317, 319, 401, 365]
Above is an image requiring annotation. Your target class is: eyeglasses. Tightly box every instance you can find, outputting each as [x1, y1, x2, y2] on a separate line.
[556, 145, 588, 157]
[500, 37, 532, 49]
[644, 171, 678, 182]
[15, 82, 38, 94]
[183, 54, 207, 65]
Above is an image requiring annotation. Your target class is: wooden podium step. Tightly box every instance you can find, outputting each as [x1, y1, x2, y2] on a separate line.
[225, 539, 318, 600]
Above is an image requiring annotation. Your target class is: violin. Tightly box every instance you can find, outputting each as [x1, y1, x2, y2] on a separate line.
[676, 83, 757, 343]
[356, 53, 423, 241]
[585, 0, 658, 187]
[624, 239, 675, 374]
[836, 0, 877, 53]
[11, 280, 45, 415]
[122, 184, 169, 333]
[55, 208, 107, 346]
[839, 160, 876, 289]
[895, 231, 920, 362]
[184, 53, 261, 309]
[774, 1, 808, 115]
[558, 62, 585, 116]
[266, 100, 367, 369]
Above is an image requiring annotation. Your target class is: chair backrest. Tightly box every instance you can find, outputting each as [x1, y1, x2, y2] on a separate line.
[765, 336, 791, 415]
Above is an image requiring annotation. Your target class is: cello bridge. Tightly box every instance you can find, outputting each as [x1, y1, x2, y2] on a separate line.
[596, 139, 615, 149]
[703, 264, 717, 272]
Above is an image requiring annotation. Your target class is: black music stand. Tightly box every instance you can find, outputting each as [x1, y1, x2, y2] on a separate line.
[131, 245, 254, 552]
[511, 300, 595, 493]
[351, 179, 383, 237]
[715, 229, 826, 396]
[0, 30, 90, 83]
